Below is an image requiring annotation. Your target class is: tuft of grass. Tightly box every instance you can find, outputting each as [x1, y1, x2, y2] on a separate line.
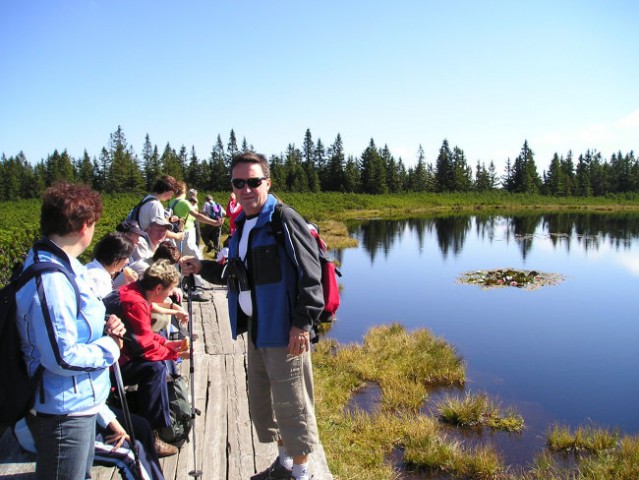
[313, 326, 639, 479]
[547, 424, 619, 453]
[437, 392, 525, 432]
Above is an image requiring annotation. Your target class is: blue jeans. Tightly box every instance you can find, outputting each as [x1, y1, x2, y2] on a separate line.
[27, 413, 96, 480]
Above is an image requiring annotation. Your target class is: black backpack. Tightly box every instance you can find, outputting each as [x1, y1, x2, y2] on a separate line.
[158, 375, 193, 447]
[0, 260, 80, 428]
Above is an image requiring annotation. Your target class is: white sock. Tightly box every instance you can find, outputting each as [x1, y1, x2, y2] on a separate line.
[291, 462, 310, 480]
[278, 445, 293, 470]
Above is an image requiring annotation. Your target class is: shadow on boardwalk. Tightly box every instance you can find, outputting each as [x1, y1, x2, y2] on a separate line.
[0, 285, 332, 480]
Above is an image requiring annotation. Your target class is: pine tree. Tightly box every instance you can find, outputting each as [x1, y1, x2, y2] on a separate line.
[409, 145, 428, 192]
[142, 134, 162, 191]
[560, 151, 575, 196]
[576, 151, 593, 196]
[284, 144, 308, 192]
[107, 126, 144, 193]
[343, 155, 360, 192]
[543, 153, 564, 195]
[381, 145, 401, 193]
[474, 160, 492, 192]
[510, 140, 541, 193]
[301, 130, 320, 192]
[45, 149, 76, 186]
[325, 134, 345, 191]
[314, 138, 328, 190]
[451, 146, 472, 191]
[209, 135, 228, 191]
[435, 139, 453, 192]
[185, 146, 204, 190]
[77, 150, 95, 186]
[161, 143, 183, 180]
[227, 129, 238, 168]
[359, 139, 387, 194]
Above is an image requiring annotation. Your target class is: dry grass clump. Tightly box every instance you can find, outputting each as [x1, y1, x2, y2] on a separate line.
[437, 392, 525, 432]
[313, 323, 504, 479]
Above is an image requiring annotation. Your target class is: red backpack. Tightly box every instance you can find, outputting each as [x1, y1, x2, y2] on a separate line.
[272, 203, 342, 324]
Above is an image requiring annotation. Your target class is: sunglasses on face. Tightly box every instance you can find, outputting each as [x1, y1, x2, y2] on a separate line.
[231, 177, 267, 189]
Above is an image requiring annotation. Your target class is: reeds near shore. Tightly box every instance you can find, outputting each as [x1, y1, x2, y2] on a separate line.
[313, 324, 639, 479]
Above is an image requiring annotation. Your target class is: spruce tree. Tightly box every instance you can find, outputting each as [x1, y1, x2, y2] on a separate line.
[435, 139, 453, 192]
[209, 135, 228, 191]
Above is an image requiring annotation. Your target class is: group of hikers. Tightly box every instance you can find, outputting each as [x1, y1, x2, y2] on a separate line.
[13, 152, 326, 480]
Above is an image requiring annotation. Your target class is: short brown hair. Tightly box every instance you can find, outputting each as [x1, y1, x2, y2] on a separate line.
[41, 182, 102, 236]
[151, 175, 178, 194]
[152, 241, 181, 264]
[174, 181, 187, 197]
[230, 152, 270, 178]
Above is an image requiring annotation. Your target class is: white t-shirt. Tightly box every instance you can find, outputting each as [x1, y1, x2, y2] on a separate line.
[238, 217, 258, 317]
[86, 259, 113, 298]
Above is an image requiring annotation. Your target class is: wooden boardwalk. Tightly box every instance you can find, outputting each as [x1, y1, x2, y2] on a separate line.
[0, 285, 332, 480]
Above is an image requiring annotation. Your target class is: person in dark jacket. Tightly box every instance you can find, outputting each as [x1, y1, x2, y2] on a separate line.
[181, 152, 324, 480]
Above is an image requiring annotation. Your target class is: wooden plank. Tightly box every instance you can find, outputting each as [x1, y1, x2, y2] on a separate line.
[200, 354, 227, 479]
[0, 279, 333, 480]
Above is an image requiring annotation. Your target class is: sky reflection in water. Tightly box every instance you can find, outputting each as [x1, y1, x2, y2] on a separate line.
[327, 213, 639, 467]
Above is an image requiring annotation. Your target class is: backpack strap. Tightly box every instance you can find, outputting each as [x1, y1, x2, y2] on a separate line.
[271, 202, 285, 245]
[133, 196, 157, 223]
[16, 262, 81, 316]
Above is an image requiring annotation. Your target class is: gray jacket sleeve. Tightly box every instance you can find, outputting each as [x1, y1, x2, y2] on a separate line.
[279, 206, 324, 331]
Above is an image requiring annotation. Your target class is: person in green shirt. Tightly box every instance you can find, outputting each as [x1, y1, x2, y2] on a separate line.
[168, 181, 222, 302]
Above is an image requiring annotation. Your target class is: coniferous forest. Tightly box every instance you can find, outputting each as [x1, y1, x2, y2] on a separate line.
[0, 125, 636, 201]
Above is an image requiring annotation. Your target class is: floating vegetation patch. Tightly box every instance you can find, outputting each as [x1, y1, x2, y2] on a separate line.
[458, 268, 564, 290]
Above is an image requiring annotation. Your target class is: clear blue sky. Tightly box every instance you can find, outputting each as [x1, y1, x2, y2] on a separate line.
[1, 0, 637, 175]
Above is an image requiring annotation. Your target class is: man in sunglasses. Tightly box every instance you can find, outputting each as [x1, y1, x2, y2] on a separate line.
[181, 152, 324, 480]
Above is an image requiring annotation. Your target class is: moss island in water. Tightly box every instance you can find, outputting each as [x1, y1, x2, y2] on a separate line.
[458, 268, 565, 290]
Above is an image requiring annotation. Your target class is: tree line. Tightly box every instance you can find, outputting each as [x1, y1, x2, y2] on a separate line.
[0, 125, 636, 201]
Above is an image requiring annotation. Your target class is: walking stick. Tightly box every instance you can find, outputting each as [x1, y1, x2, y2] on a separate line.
[112, 361, 144, 480]
[182, 274, 203, 478]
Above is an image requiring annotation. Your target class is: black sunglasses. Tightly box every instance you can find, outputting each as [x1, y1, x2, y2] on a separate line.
[231, 177, 267, 189]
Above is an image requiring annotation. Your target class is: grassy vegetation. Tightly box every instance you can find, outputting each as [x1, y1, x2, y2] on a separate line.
[3, 191, 639, 282]
[547, 424, 619, 453]
[437, 392, 525, 432]
[506, 429, 639, 480]
[313, 323, 507, 479]
[312, 324, 639, 479]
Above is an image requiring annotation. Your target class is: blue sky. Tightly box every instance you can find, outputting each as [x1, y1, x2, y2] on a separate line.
[1, 0, 637, 175]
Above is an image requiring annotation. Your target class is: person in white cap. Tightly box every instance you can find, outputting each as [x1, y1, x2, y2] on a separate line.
[168, 181, 222, 302]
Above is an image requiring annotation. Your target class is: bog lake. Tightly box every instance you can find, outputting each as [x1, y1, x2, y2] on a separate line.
[324, 212, 639, 468]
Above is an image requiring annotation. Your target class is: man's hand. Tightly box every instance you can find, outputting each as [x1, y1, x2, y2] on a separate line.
[180, 256, 202, 275]
[288, 326, 310, 356]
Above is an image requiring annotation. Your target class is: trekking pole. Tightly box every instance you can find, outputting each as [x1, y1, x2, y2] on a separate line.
[183, 274, 203, 478]
[112, 361, 144, 480]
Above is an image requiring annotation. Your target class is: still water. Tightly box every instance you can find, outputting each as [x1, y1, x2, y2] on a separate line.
[326, 212, 639, 467]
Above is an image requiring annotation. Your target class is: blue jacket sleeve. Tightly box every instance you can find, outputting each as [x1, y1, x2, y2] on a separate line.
[21, 270, 120, 376]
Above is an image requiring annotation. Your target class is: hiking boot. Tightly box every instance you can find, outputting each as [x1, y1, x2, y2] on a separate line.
[250, 459, 292, 480]
[188, 292, 209, 302]
[153, 431, 178, 457]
